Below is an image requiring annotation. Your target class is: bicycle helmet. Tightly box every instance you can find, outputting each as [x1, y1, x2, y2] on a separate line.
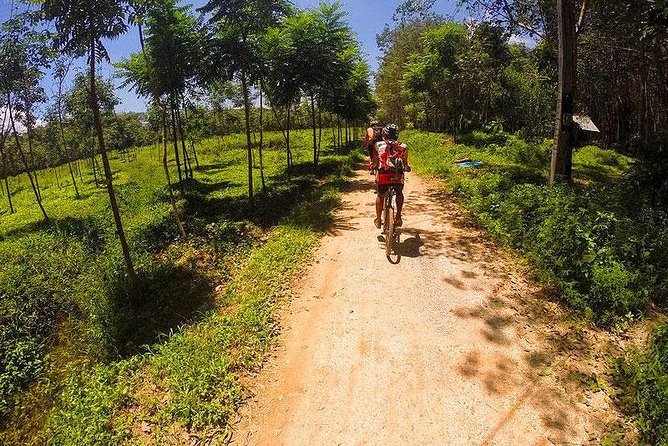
[370, 120, 381, 128]
[382, 123, 399, 141]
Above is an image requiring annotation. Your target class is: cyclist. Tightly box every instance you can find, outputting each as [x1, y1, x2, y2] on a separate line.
[364, 120, 384, 158]
[369, 124, 411, 229]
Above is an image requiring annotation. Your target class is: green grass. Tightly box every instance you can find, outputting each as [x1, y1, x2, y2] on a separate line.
[0, 129, 362, 444]
[405, 129, 668, 443]
[615, 322, 668, 445]
[403, 130, 666, 326]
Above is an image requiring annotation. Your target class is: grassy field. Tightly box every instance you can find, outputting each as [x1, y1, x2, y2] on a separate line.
[0, 129, 362, 444]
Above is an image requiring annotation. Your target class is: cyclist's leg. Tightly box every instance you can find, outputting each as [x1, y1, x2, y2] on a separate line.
[376, 193, 383, 225]
[395, 185, 404, 226]
[375, 184, 387, 228]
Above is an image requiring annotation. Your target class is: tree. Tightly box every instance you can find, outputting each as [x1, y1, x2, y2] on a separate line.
[0, 12, 52, 221]
[119, 0, 204, 193]
[376, 18, 443, 126]
[0, 101, 15, 214]
[457, 0, 589, 183]
[200, 0, 291, 202]
[393, 0, 439, 23]
[42, 0, 137, 281]
[550, 0, 576, 183]
[65, 72, 119, 186]
[53, 57, 80, 198]
[117, 0, 189, 240]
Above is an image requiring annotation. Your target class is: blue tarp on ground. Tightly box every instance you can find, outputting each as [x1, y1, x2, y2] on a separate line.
[455, 161, 483, 168]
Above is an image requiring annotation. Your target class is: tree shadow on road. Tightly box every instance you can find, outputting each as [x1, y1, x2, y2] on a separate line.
[452, 280, 624, 444]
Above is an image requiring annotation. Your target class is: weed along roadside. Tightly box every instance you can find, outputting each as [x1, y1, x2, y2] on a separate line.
[0, 131, 363, 444]
[404, 129, 668, 443]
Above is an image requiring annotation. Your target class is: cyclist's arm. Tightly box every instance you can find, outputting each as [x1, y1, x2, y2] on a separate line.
[403, 144, 411, 172]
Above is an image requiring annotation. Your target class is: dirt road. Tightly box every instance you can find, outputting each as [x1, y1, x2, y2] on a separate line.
[231, 169, 619, 445]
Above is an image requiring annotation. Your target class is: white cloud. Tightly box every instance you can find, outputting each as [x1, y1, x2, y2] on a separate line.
[509, 34, 537, 48]
[0, 106, 45, 135]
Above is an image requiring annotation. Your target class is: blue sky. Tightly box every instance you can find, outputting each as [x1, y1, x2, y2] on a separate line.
[0, 0, 465, 113]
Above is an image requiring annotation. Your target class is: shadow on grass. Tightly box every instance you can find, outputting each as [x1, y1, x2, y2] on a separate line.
[105, 260, 215, 358]
[110, 145, 359, 357]
[182, 154, 356, 231]
[573, 163, 620, 185]
[0, 215, 108, 254]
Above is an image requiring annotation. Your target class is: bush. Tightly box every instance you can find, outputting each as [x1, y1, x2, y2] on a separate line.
[0, 233, 93, 418]
[457, 130, 508, 148]
[406, 130, 668, 326]
[616, 323, 668, 445]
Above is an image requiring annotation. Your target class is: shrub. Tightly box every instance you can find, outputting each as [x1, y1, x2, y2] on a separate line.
[457, 130, 508, 148]
[616, 323, 668, 445]
[406, 130, 667, 326]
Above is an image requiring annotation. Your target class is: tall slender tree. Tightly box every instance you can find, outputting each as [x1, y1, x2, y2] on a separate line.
[200, 0, 291, 202]
[42, 0, 137, 281]
[54, 58, 80, 198]
[0, 12, 52, 220]
[0, 104, 15, 214]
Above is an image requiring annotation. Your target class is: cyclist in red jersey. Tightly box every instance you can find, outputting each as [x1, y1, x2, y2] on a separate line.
[369, 124, 411, 229]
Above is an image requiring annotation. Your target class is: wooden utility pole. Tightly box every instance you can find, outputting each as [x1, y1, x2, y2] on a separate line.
[550, 0, 577, 184]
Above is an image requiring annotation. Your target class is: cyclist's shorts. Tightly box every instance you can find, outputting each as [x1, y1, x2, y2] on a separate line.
[377, 183, 404, 195]
[376, 170, 404, 185]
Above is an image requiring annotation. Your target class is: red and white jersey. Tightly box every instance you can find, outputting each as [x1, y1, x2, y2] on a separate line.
[373, 140, 408, 185]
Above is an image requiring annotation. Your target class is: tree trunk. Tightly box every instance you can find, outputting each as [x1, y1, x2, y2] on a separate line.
[550, 0, 577, 184]
[57, 89, 80, 198]
[89, 39, 136, 282]
[3, 173, 12, 213]
[175, 108, 192, 179]
[240, 72, 254, 203]
[337, 118, 342, 149]
[262, 79, 289, 148]
[24, 99, 42, 201]
[55, 166, 61, 189]
[258, 85, 266, 191]
[317, 106, 323, 162]
[7, 94, 48, 221]
[169, 101, 185, 194]
[287, 104, 292, 169]
[181, 101, 200, 168]
[91, 149, 99, 186]
[0, 116, 14, 214]
[311, 95, 318, 166]
[138, 22, 186, 239]
[162, 106, 186, 240]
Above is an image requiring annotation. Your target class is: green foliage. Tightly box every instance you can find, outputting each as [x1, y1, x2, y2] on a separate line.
[46, 360, 137, 445]
[377, 18, 554, 135]
[615, 323, 668, 445]
[405, 130, 667, 326]
[0, 130, 360, 442]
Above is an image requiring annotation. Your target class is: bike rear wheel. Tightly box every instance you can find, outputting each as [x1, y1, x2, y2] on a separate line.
[385, 206, 395, 257]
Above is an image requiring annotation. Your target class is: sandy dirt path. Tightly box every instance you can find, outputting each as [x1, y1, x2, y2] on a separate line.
[230, 169, 619, 446]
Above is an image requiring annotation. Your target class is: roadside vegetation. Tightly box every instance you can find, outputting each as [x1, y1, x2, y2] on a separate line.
[1, 0, 372, 441]
[375, 0, 667, 441]
[0, 0, 666, 443]
[406, 129, 667, 443]
[0, 130, 362, 443]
